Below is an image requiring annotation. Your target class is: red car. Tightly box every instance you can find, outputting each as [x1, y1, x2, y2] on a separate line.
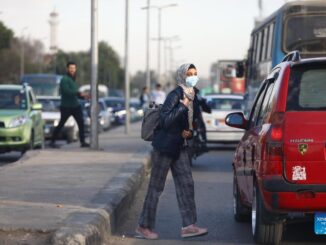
[226, 51, 326, 245]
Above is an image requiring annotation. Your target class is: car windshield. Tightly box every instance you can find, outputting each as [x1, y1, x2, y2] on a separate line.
[287, 64, 326, 110]
[0, 89, 27, 110]
[208, 98, 243, 111]
[104, 99, 124, 108]
[284, 14, 326, 54]
[38, 99, 60, 112]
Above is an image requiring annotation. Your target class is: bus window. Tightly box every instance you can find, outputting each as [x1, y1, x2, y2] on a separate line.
[262, 27, 268, 61]
[252, 35, 258, 64]
[267, 22, 275, 59]
[284, 14, 326, 54]
[255, 33, 262, 64]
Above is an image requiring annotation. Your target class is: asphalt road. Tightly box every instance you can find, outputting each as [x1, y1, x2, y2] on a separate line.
[0, 139, 67, 167]
[110, 146, 326, 245]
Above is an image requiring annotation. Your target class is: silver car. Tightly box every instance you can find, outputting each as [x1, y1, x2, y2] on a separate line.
[202, 94, 245, 143]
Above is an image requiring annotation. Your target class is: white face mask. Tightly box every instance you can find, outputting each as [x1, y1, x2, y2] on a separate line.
[185, 75, 199, 87]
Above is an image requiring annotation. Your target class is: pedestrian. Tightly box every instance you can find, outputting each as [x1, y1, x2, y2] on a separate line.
[136, 63, 208, 240]
[139, 86, 149, 109]
[150, 83, 166, 105]
[50, 61, 90, 148]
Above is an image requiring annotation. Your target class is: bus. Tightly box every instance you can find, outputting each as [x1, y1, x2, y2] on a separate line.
[21, 74, 62, 98]
[216, 60, 245, 94]
[245, 0, 326, 113]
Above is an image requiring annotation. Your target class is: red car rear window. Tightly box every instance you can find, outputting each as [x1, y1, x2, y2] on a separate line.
[287, 64, 326, 111]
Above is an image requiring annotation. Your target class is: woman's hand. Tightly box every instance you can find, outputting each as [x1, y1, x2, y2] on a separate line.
[182, 130, 192, 139]
[180, 96, 190, 107]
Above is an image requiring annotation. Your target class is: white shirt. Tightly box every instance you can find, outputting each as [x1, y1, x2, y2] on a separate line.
[151, 90, 166, 105]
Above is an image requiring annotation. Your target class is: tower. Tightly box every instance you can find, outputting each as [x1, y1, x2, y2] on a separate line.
[49, 10, 59, 53]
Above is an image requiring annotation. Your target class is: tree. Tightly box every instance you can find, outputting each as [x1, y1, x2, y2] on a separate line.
[0, 21, 13, 49]
[98, 41, 124, 89]
[46, 41, 124, 89]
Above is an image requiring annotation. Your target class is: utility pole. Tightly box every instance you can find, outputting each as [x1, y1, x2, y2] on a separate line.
[157, 7, 162, 85]
[90, 0, 99, 149]
[20, 27, 28, 78]
[124, 0, 130, 134]
[145, 0, 151, 91]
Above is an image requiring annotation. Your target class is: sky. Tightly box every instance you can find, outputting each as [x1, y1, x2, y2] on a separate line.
[1, 0, 289, 78]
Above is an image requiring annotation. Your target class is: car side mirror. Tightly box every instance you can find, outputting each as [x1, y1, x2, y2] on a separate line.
[32, 103, 42, 111]
[225, 112, 247, 129]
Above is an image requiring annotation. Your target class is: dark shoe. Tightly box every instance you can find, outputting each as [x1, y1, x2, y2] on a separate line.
[49, 142, 60, 148]
[80, 142, 90, 148]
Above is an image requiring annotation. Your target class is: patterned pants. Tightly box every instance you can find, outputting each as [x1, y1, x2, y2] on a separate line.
[138, 149, 197, 229]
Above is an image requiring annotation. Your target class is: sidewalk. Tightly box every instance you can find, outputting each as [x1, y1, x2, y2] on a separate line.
[0, 122, 151, 245]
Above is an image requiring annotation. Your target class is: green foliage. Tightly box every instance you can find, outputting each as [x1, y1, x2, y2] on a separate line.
[0, 21, 13, 49]
[46, 41, 125, 89]
[0, 20, 125, 89]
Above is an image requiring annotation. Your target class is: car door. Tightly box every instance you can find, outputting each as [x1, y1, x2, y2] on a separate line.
[239, 81, 269, 204]
[245, 79, 276, 202]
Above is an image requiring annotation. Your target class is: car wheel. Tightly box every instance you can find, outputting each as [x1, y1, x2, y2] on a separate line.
[233, 175, 250, 222]
[66, 133, 74, 144]
[252, 184, 283, 245]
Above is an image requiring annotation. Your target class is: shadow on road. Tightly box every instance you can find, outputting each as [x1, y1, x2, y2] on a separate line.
[0, 152, 21, 166]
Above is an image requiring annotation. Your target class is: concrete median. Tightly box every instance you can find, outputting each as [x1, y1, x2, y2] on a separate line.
[0, 122, 151, 245]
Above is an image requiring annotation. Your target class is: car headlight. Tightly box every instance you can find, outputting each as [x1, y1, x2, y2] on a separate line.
[8, 115, 28, 128]
[54, 119, 59, 127]
[115, 110, 126, 117]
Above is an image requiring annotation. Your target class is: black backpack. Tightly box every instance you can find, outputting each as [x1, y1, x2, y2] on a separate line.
[141, 104, 161, 141]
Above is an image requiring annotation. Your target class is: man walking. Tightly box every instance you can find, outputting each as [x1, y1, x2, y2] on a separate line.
[50, 61, 89, 148]
[150, 83, 166, 105]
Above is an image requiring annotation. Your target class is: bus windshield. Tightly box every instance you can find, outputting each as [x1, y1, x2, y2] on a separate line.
[22, 75, 61, 97]
[285, 14, 326, 54]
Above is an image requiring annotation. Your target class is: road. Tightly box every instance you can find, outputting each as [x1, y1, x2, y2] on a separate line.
[109, 146, 326, 245]
[0, 139, 67, 166]
[0, 152, 21, 166]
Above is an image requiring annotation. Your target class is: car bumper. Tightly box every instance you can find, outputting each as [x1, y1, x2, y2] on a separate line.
[44, 124, 75, 139]
[0, 125, 31, 151]
[261, 176, 326, 212]
[206, 131, 244, 143]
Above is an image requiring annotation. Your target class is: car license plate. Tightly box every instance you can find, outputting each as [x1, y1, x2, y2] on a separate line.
[314, 213, 326, 234]
[44, 125, 51, 134]
[215, 119, 224, 126]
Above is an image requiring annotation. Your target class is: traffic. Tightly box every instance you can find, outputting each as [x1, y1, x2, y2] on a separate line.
[1, 0, 326, 244]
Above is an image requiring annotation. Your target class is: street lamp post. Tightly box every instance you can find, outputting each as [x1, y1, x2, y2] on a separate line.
[145, 0, 151, 91]
[124, 0, 130, 134]
[142, 3, 177, 87]
[90, 0, 99, 149]
[156, 4, 177, 85]
[20, 27, 28, 78]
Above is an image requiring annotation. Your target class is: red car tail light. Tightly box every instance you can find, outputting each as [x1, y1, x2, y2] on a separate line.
[263, 112, 285, 175]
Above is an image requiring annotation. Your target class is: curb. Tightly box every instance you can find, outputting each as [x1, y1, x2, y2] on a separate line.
[52, 148, 152, 245]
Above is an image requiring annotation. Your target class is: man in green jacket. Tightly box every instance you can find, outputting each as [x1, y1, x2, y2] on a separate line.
[50, 61, 89, 148]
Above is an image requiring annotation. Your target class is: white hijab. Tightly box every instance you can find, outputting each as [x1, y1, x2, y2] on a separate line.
[176, 63, 196, 130]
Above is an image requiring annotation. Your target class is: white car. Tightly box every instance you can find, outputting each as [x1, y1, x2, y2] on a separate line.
[202, 94, 245, 143]
[38, 96, 79, 143]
